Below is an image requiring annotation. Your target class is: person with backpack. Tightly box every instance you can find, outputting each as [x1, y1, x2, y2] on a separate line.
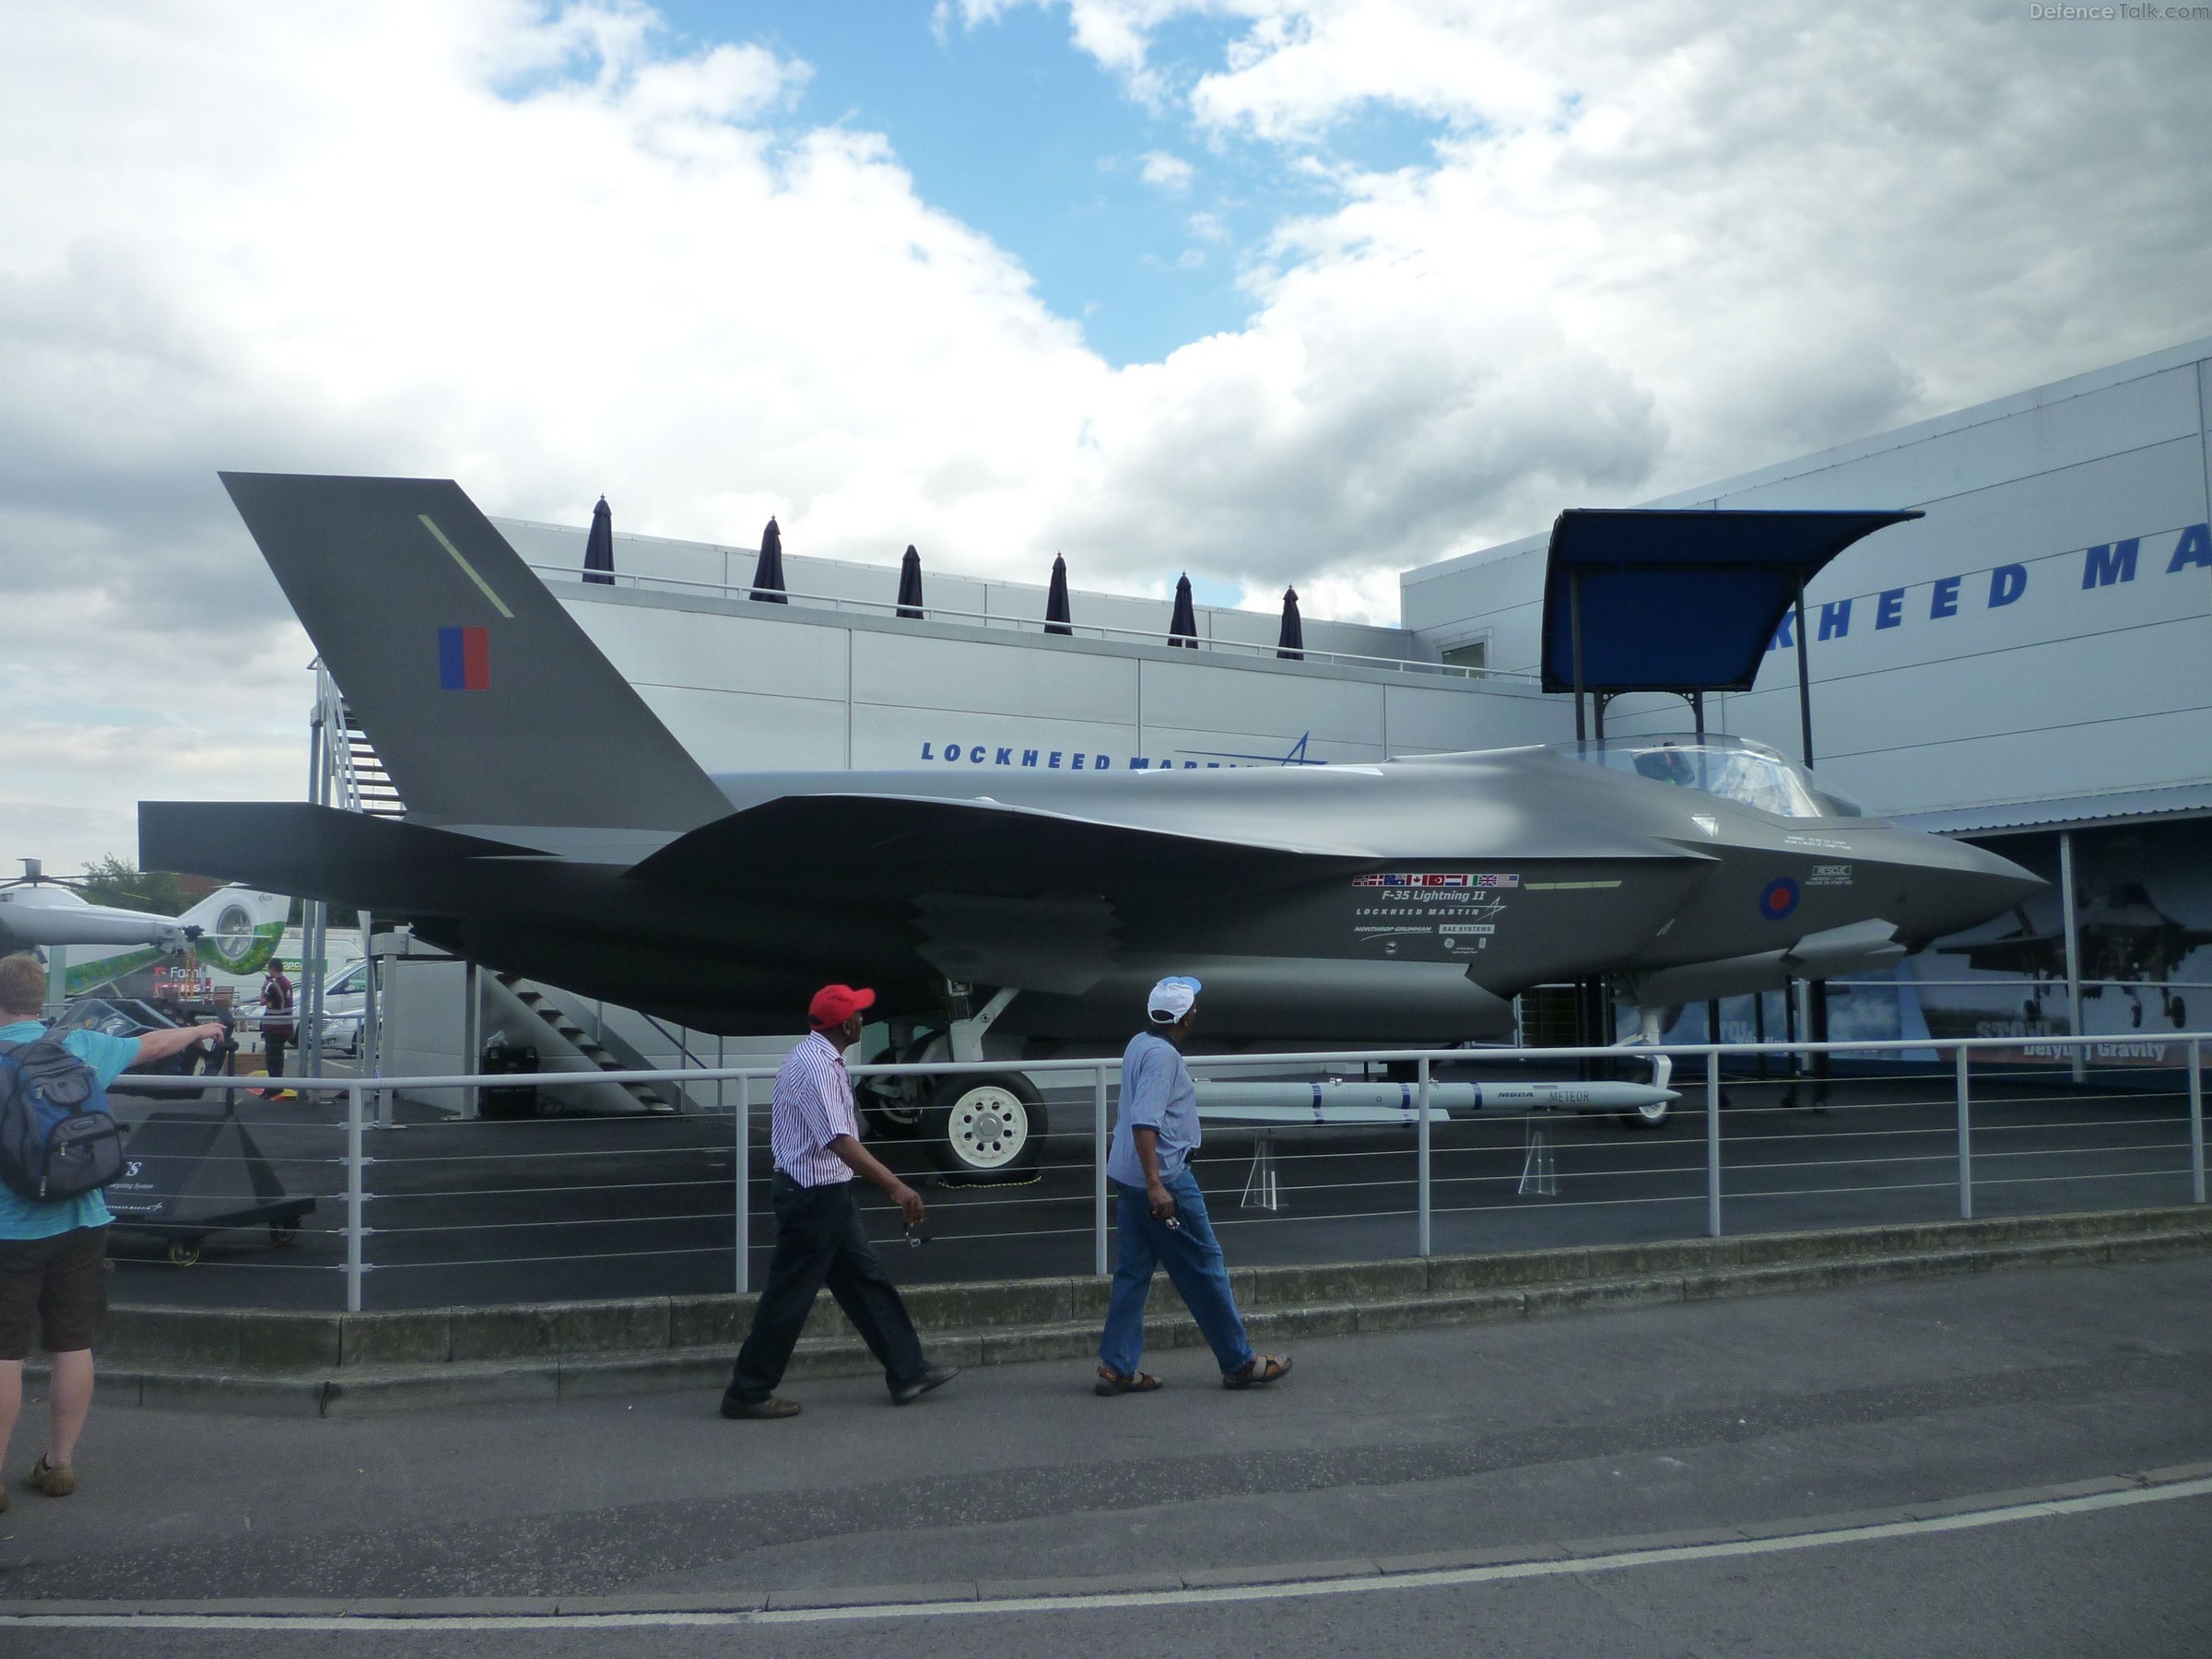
[0, 952, 225, 1508]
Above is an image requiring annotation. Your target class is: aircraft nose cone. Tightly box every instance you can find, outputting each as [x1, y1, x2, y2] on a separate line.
[1931, 841, 2045, 935]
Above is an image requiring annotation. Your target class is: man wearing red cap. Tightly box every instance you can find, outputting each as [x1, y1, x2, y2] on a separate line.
[722, 984, 957, 1418]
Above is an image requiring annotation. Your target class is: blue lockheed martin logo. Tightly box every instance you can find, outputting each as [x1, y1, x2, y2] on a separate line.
[918, 732, 1324, 770]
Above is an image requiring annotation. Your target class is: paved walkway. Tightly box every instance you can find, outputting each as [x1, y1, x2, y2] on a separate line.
[3, 1253, 2208, 1654]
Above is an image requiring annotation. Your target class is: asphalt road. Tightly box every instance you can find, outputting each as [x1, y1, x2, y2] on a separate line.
[102, 1065, 2204, 1311]
[3, 1253, 2208, 1654]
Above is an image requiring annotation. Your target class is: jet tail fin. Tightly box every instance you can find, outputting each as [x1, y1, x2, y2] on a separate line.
[219, 473, 730, 838]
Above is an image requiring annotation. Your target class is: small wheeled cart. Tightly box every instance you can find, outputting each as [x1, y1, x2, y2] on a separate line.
[105, 1101, 317, 1266]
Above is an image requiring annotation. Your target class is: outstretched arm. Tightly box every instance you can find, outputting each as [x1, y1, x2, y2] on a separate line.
[133, 1022, 228, 1066]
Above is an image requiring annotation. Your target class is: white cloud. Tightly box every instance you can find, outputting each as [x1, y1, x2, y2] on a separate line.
[1045, 0, 2212, 494]
[1139, 149, 1195, 194]
[3, 0, 2208, 871]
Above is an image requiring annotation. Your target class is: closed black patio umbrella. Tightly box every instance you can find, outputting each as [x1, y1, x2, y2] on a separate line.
[1044, 554, 1072, 635]
[897, 545, 925, 619]
[1168, 573, 1198, 648]
[582, 496, 615, 585]
[1277, 585, 1304, 660]
[749, 516, 787, 603]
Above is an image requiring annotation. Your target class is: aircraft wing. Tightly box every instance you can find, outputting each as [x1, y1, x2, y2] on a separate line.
[624, 792, 1367, 901]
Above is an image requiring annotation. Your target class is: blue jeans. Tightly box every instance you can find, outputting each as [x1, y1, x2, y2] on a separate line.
[1099, 1171, 1254, 1378]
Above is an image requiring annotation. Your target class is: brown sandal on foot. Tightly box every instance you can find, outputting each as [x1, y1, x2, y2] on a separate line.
[1222, 1354, 1292, 1389]
[1094, 1366, 1162, 1396]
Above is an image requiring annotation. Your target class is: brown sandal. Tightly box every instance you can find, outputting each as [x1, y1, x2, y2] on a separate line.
[1094, 1367, 1162, 1396]
[1223, 1354, 1292, 1389]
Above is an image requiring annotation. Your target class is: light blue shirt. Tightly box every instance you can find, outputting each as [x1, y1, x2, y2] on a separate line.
[1106, 1028, 1201, 1187]
[0, 1019, 137, 1239]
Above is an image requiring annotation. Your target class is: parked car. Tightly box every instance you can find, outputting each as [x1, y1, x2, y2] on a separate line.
[312, 959, 369, 1056]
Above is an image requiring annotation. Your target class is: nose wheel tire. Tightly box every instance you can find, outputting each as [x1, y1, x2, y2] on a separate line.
[1617, 1097, 1673, 1131]
[925, 1074, 1046, 1180]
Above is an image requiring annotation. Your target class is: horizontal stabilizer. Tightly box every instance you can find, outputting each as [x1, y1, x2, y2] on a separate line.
[626, 793, 1359, 900]
[141, 802, 537, 913]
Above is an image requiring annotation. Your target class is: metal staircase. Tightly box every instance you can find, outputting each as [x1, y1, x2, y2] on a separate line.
[314, 665, 406, 819]
[340, 706, 405, 819]
[494, 973, 677, 1113]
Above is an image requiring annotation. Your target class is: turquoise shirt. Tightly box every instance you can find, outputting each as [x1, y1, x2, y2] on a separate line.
[0, 1019, 137, 1238]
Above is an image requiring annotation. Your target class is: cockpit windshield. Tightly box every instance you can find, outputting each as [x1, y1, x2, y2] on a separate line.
[1559, 734, 1830, 818]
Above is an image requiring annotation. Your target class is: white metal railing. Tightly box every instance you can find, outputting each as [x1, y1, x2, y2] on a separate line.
[525, 561, 1536, 686]
[112, 1031, 2209, 1314]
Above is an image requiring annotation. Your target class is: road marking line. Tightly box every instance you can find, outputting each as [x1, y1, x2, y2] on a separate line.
[5, 1477, 2206, 1631]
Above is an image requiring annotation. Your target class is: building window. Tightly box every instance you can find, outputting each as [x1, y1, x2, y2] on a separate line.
[1441, 637, 1488, 675]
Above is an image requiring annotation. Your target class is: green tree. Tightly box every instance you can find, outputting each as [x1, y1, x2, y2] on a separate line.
[76, 855, 194, 916]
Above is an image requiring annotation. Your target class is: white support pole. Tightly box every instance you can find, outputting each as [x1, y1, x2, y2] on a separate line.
[346, 1081, 366, 1313]
[1417, 1056, 1432, 1258]
[1093, 1065, 1110, 1277]
[462, 960, 481, 1120]
[359, 913, 380, 1078]
[2060, 830, 2087, 1086]
[2189, 1040, 2204, 1206]
[735, 1075, 750, 1295]
[1955, 1045, 1973, 1220]
[1706, 1048, 1723, 1238]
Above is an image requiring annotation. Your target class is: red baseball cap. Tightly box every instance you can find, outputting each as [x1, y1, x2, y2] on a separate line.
[808, 984, 877, 1028]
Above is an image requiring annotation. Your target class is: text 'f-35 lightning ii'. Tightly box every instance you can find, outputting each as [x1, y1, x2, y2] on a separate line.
[139, 475, 2041, 1074]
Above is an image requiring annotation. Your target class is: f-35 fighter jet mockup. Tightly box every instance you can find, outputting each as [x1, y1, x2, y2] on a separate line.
[140, 475, 2040, 1078]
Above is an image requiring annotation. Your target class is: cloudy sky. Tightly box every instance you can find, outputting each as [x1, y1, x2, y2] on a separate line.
[4, 0, 2208, 875]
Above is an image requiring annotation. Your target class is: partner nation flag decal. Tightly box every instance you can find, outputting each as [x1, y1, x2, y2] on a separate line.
[438, 625, 490, 690]
[1354, 872, 1520, 888]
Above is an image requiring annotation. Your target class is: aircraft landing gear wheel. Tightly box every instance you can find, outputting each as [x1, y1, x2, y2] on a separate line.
[168, 1240, 202, 1267]
[270, 1222, 300, 1246]
[925, 1074, 1046, 1182]
[860, 1061, 930, 1140]
[2132, 1003, 2143, 1029]
[1617, 1097, 1672, 1131]
[2174, 997, 2187, 1028]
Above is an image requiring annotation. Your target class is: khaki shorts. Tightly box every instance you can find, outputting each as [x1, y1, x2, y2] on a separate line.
[0, 1226, 110, 1359]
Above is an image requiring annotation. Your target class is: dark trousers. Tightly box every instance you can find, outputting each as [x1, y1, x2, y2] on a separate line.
[263, 1028, 291, 1087]
[726, 1174, 926, 1402]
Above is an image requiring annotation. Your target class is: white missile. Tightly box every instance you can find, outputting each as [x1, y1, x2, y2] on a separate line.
[1191, 1077, 1679, 1125]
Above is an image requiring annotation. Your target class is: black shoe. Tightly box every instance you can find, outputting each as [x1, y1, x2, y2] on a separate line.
[890, 1364, 959, 1406]
[721, 1394, 801, 1419]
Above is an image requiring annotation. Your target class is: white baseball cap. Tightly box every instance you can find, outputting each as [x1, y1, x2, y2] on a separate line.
[1147, 975, 1202, 1023]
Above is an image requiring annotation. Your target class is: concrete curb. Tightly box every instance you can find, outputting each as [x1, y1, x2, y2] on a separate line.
[1, 1463, 2206, 1619]
[55, 1206, 2212, 1415]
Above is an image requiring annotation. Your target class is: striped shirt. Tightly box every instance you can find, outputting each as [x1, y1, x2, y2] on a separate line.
[770, 1031, 861, 1187]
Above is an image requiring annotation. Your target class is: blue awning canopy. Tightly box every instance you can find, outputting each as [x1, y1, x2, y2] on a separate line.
[1539, 509, 1923, 694]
